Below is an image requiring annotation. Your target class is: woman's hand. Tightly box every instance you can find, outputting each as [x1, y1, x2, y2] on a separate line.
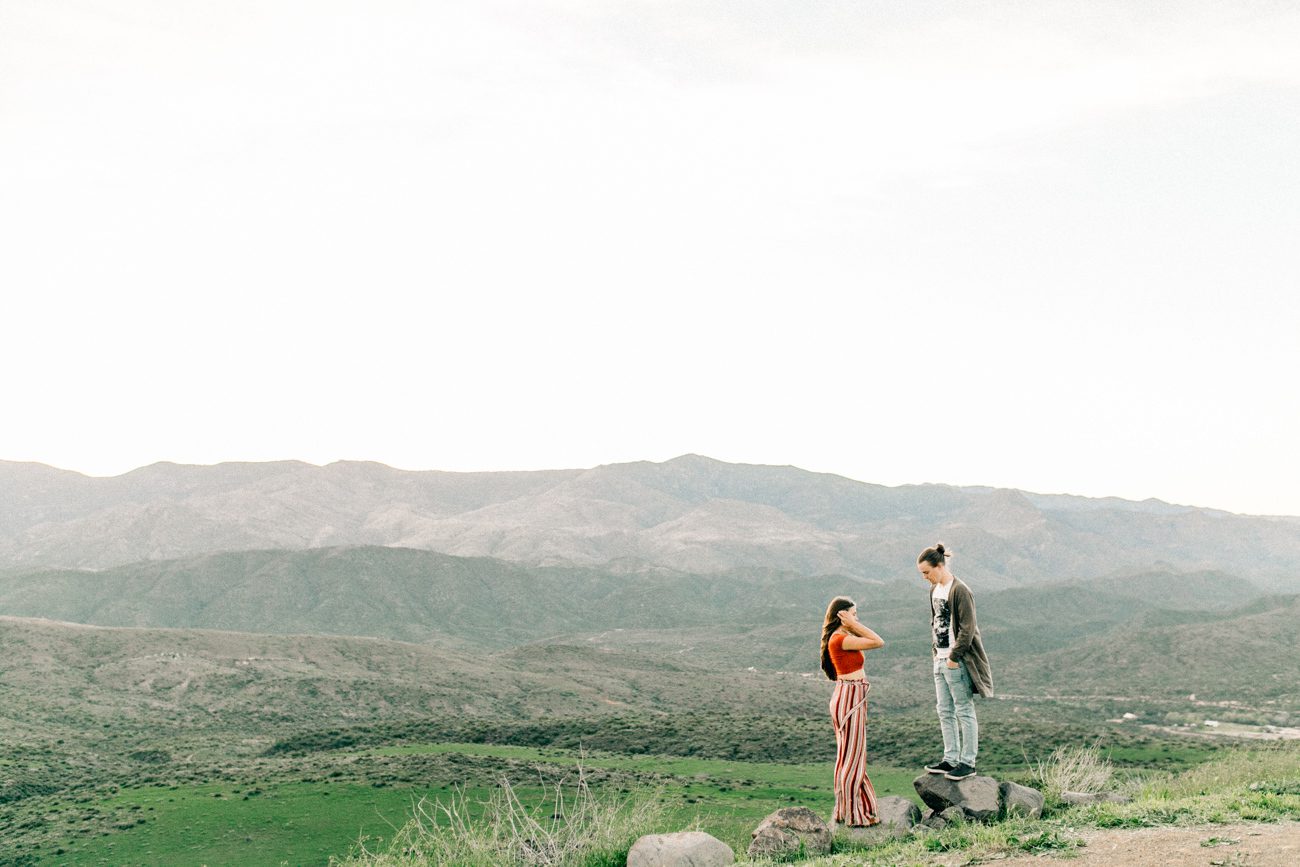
[839, 613, 885, 650]
[946, 659, 959, 669]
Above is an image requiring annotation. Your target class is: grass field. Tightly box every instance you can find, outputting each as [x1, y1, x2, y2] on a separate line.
[15, 736, 1270, 865]
[1, 710, 1237, 866]
[49, 782, 438, 866]
[8, 743, 919, 866]
[365, 742, 922, 853]
[332, 743, 1300, 867]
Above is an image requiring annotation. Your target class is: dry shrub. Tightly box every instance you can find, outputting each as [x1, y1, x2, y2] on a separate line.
[1033, 744, 1115, 803]
[334, 765, 664, 867]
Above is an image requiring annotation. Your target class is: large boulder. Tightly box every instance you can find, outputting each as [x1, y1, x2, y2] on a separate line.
[748, 807, 832, 859]
[880, 795, 923, 828]
[1060, 790, 1132, 806]
[627, 831, 734, 867]
[913, 773, 1001, 823]
[999, 781, 1045, 819]
[838, 795, 921, 843]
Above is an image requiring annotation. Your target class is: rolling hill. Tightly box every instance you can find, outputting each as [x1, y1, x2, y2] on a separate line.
[0, 546, 884, 645]
[2, 545, 1288, 712]
[0, 614, 827, 743]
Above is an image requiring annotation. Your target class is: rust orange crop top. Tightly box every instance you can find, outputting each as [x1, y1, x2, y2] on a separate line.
[828, 632, 864, 676]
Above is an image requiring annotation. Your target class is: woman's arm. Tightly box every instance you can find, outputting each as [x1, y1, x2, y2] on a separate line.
[837, 612, 885, 650]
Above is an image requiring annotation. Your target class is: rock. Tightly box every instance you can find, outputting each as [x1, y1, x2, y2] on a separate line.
[940, 806, 966, 825]
[628, 831, 734, 867]
[918, 806, 964, 830]
[999, 781, 1045, 819]
[920, 808, 947, 830]
[913, 773, 1001, 823]
[1060, 791, 1132, 806]
[748, 807, 832, 859]
[878, 795, 922, 831]
[837, 795, 921, 843]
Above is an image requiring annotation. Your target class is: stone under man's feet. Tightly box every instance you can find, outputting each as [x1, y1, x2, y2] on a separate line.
[944, 763, 976, 780]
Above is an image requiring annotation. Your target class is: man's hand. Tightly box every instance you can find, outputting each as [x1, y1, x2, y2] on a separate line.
[946, 659, 959, 669]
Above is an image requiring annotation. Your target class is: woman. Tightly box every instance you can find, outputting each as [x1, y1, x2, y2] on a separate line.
[820, 595, 885, 827]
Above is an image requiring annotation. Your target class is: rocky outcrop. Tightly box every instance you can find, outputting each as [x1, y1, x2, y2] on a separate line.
[914, 773, 1050, 823]
[627, 831, 734, 867]
[914, 773, 1003, 822]
[748, 806, 833, 859]
[740, 774, 1048, 857]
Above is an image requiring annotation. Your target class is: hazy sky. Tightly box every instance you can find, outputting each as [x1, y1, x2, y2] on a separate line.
[3, 1, 1298, 516]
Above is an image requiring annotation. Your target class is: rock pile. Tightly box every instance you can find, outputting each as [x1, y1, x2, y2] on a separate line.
[627, 772, 1141, 863]
[913, 772, 1046, 823]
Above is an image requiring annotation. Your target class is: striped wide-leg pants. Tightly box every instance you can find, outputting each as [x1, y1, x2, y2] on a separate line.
[830, 679, 879, 826]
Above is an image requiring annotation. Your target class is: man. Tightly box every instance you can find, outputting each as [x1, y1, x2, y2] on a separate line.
[917, 543, 993, 781]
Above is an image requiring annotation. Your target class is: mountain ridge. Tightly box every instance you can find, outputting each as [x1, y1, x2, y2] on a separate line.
[2, 456, 1298, 587]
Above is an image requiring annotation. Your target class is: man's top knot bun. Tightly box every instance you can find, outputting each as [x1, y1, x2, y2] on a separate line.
[918, 543, 950, 567]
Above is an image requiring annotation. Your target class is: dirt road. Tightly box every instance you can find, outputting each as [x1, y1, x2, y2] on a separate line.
[991, 821, 1300, 866]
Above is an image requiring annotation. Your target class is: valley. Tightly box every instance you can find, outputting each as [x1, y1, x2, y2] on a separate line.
[2, 457, 1297, 864]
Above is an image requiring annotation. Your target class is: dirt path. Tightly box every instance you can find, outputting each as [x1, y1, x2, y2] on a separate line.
[991, 821, 1300, 866]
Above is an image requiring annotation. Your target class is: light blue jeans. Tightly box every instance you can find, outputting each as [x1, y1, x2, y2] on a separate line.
[934, 657, 978, 766]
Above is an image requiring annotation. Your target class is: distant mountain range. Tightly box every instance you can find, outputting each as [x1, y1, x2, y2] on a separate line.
[2, 455, 1298, 587]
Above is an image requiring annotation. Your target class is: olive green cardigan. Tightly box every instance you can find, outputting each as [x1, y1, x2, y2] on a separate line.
[931, 578, 994, 698]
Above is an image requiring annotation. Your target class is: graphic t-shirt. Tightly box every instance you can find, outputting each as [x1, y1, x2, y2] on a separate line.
[931, 580, 953, 659]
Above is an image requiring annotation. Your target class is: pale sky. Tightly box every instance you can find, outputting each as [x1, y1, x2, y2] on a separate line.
[2, 1, 1298, 516]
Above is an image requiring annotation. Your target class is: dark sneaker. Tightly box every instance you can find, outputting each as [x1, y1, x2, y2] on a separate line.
[924, 760, 955, 775]
[945, 763, 976, 780]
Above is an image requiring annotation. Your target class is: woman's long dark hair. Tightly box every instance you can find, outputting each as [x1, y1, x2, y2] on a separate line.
[820, 596, 856, 681]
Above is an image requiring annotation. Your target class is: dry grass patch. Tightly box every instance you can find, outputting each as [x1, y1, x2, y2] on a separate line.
[332, 767, 664, 867]
[1032, 744, 1115, 804]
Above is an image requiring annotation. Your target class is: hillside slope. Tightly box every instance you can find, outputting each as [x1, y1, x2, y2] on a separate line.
[0, 615, 826, 741]
[0, 546, 882, 645]
[2, 547, 1288, 711]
